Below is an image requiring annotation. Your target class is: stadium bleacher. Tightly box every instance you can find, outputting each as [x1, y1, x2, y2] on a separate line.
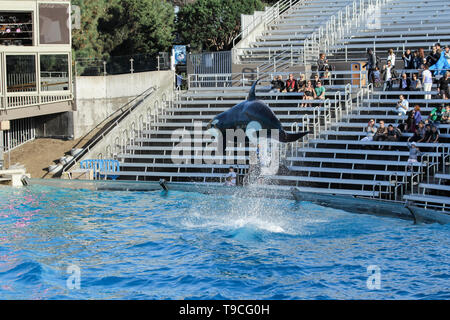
[96, 0, 449, 213]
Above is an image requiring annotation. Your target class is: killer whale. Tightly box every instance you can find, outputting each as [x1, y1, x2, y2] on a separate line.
[206, 80, 311, 143]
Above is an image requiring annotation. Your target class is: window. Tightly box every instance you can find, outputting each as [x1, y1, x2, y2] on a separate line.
[6, 55, 36, 92]
[39, 3, 70, 45]
[0, 12, 33, 46]
[40, 54, 69, 91]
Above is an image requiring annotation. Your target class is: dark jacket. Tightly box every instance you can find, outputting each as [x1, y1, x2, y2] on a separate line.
[381, 66, 398, 81]
[398, 77, 411, 90]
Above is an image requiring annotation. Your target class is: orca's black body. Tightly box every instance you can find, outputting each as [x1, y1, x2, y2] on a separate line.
[206, 80, 311, 143]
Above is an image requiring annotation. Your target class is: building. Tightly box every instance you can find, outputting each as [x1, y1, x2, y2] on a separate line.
[0, 0, 74, 164]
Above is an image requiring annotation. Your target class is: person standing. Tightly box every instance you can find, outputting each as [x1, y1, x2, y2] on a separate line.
[422, 64, 433, 99]
[438, 71, 450, 99]
[387, 48, 396, 67]
[363, 48, 377, 84]
[402, 49, 413, 69]
[381, 60, 398, 91]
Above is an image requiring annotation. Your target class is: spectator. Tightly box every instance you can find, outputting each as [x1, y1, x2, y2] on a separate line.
[402, 49, 413, 69]
[438, 71, 450, 99]
[422, 64, 433, 99]
[285, 73, 297, 93]
[363, 48, 377, 84]
[373, 120, 388, 142]
[297, 74, 306, 91]
[410, 73, 422, 91]
[404, 109, 416, 133]
[412, 50, 423, 70]
[398, 73, 411, 90]
[418, 48, 427, 67]
[426, 125, 440, 143]
[442, 104, 450, 123]
[317, 53, 329, 78]
[311, 74, 320, 88]
[314, 81, 326, 100]
[407, 142, 421, 171]
[408, 121, 425, 143]
[362, 119, 377, 142]
[429, 104, 444, 125]
[322, 67, 331, 86]
[422, 123, 432, 142]
[426, 46, 440, 67]
[270, 75, 285, 93]
[381, 60, 398, 91]
[373, 67, 382, 88]
[301, 80, 315, 107]
[445, 45, 450, 66]
[225, 167, 237, 186]
[387, 48, 396, 66]
[386, 124, 401, 144]
[395, 95, 409, 117]
[414, 105, 423, 126]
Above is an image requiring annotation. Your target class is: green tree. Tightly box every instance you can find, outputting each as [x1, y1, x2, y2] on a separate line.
[71, 0, 113, 60]
[98, 0, 175, 57]
[177, 0, 265, 52]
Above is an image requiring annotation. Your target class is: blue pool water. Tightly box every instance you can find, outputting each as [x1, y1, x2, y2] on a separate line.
[0, 185, 448, 300]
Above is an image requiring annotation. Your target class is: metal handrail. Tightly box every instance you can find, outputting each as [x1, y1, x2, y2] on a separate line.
[232, 0, 304, 48]
[62, 86, 157, 174]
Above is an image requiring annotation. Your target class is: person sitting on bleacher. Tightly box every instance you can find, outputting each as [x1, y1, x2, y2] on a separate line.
[311, 74, 320, 88]
[297, 74, 306, 92]
[438, 71, 450, 99]
[429, 104, 444, 126]
[270, 75, 285, 93]
[301, 81, 315, 107]
[284, 73, 297, 93]
[373, 120, 388, 143]
[395, 95, 409, 117]
[317, 53, 329, 78]
[322, 67, 331, 86]
[398, 73, 411, 91]
[386, 124, 402, 150]
[381, 60, 398, 91]
[442, 105, 450, 124]
[314, 81, 326, 100]
[426, 125, 440, 143]
[362, 119, 377, 142]
[408, 121, 426, 143]
[410, 73, 422, 92]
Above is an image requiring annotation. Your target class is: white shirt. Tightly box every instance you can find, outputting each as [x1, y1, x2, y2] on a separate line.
[398, 99, 409, 111]
[387, 54, 396, 66]
[423, 70, 433, 84]
[226, 172, 236, 186]
[386, 66, 392, 80]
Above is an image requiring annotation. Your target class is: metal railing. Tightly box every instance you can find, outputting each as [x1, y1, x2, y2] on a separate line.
[305, 0, 392, 59]
[62, 86, 157, 175]
[187, 70, 367, 89]
[232, 0, 304, 64]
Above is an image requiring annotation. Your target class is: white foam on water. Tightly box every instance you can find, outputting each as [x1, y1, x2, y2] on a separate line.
[179, 191, 330, 237]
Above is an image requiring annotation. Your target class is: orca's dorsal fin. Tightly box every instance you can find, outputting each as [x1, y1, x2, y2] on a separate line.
[248, 79, 260, 101]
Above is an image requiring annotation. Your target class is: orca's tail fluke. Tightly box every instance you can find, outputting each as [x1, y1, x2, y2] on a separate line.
[248, 79, 260, 101]
[279, 130, 311, 143]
